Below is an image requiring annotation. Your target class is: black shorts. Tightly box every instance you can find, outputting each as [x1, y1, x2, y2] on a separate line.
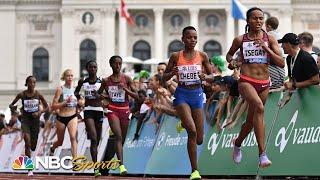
[84, 110, 104, 123]
[57, 114, 77, 126]
[21, 116, 40, 144]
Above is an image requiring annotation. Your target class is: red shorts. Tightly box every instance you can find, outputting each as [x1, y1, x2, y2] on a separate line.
[239, 74, 270, 93]
[106, 105, 130, 125]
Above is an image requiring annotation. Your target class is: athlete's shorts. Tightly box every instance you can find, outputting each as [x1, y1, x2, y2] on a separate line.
[84, 110, 104, 123]
[239, 74, 270, 93]
[57, 114, 77, 126]
[21, 116, 40, 147]
[106, 105, 130, 126]
[173, 86, 204, 110]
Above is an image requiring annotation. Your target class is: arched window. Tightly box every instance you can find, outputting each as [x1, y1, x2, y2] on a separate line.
[132, 40, 151, 60]
[80, 39, 96, 76]
[203, 40, 222, 58]
[33, 48, 49, 81]
[168, 40, 184, 57]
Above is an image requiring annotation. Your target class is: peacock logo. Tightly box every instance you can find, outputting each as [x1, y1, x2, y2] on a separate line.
[12, 155, 34, 170]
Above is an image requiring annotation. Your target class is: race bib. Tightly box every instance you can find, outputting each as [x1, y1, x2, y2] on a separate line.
[243, 41, 268, 63]
[84, 83, 101, 100]
[178, 65, 201, 85]
[108, 86, 125, 103]
[63, 94, 77, 107]
[23, 99, 39, 113]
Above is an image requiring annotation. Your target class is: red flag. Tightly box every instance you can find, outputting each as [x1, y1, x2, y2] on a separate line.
[121, 0, 134, 25]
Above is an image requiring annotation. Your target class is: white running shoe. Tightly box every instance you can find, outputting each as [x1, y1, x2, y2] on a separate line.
[259, 152, 272, 168]
[232, 139, 242, 164]
[27, 170, 34, 176]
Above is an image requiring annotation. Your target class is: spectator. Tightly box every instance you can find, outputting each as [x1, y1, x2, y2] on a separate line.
[4, 111, 21, 134]
[265, 17, 285, 90]
[317, 52, 320, 71]
[149, 74, 176, 117]
[132, 89, 152, 141]
[157, 62, 178, 95]
[224, 69, 248, 130]
[41, 111, 52, 140]
[298, 32, 318, 62]
[210, 55, 226, 77]
[203, 56, 225, 99]
[157, 62, 167, 76]
[265, 17, 281, 40]
[132, 76, 140, 90]
[279, 33, 320, 90]
[0, 113, 6, 137]
[211, 76, 236, 132]
[205, 77, 222, 126]
[138, 70, 150, 91]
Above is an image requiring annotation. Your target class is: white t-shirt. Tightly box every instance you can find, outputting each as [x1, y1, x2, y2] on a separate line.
[309, 51, 318, 63]
[139, 103, 150, 114]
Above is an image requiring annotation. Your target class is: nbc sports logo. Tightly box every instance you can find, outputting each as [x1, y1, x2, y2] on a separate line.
[12, 155, 34, 170]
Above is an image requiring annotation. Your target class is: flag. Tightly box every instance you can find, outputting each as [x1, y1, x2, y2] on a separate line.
[231, 0, 247, 20]
[120, 0, 134, 25]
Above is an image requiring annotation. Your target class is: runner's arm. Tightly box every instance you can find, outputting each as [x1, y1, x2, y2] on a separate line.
[123, 75, 139, 99]
[74, 78, 84, 99]
[265, 35, 285, 68]
[39, 93, 49, 113]
[51, 87, 65, 110]
[226, 36, 242, 63]
[9, 92, 22, 111]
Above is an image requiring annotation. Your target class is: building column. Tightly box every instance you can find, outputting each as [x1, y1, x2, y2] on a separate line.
[189, 7, 199, 30]
[60, 8, 78, 77]
[154, 8, 164, 60]
[189, 8, 199, 49]
[226, 9, 235, 54]
[101, 8, 116, 76]
[118, 11, 127, 58]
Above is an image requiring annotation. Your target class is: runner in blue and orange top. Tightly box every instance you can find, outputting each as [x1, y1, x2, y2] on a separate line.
[163, 26, 211, 180]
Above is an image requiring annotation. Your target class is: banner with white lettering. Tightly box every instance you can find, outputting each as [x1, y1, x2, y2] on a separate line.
[0, 119, 110, 173]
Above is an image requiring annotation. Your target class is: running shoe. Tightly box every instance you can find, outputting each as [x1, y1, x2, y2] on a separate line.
[27, 170, 34, 176]
[176, 121, 185, 133]
[119, 164, 127, 176]
[190, 170, 201, 180]
[94, 169, 101, 177]
[259, 152, 272, 168]
[232, 139, 242, 164]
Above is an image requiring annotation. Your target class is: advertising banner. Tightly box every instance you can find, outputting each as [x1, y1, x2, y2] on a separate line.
[0, 119, 111, 174]
[199, 87, 320, 176]
[110, 111, 160, 174]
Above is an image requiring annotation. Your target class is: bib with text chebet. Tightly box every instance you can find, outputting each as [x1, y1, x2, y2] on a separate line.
[178, 64, 201, 85]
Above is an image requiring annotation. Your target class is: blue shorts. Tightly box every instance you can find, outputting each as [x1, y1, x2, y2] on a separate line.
[173, 86, 204, 110]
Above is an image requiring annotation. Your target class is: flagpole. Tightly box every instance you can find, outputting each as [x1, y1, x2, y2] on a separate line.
[234, 19, 239, 37]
